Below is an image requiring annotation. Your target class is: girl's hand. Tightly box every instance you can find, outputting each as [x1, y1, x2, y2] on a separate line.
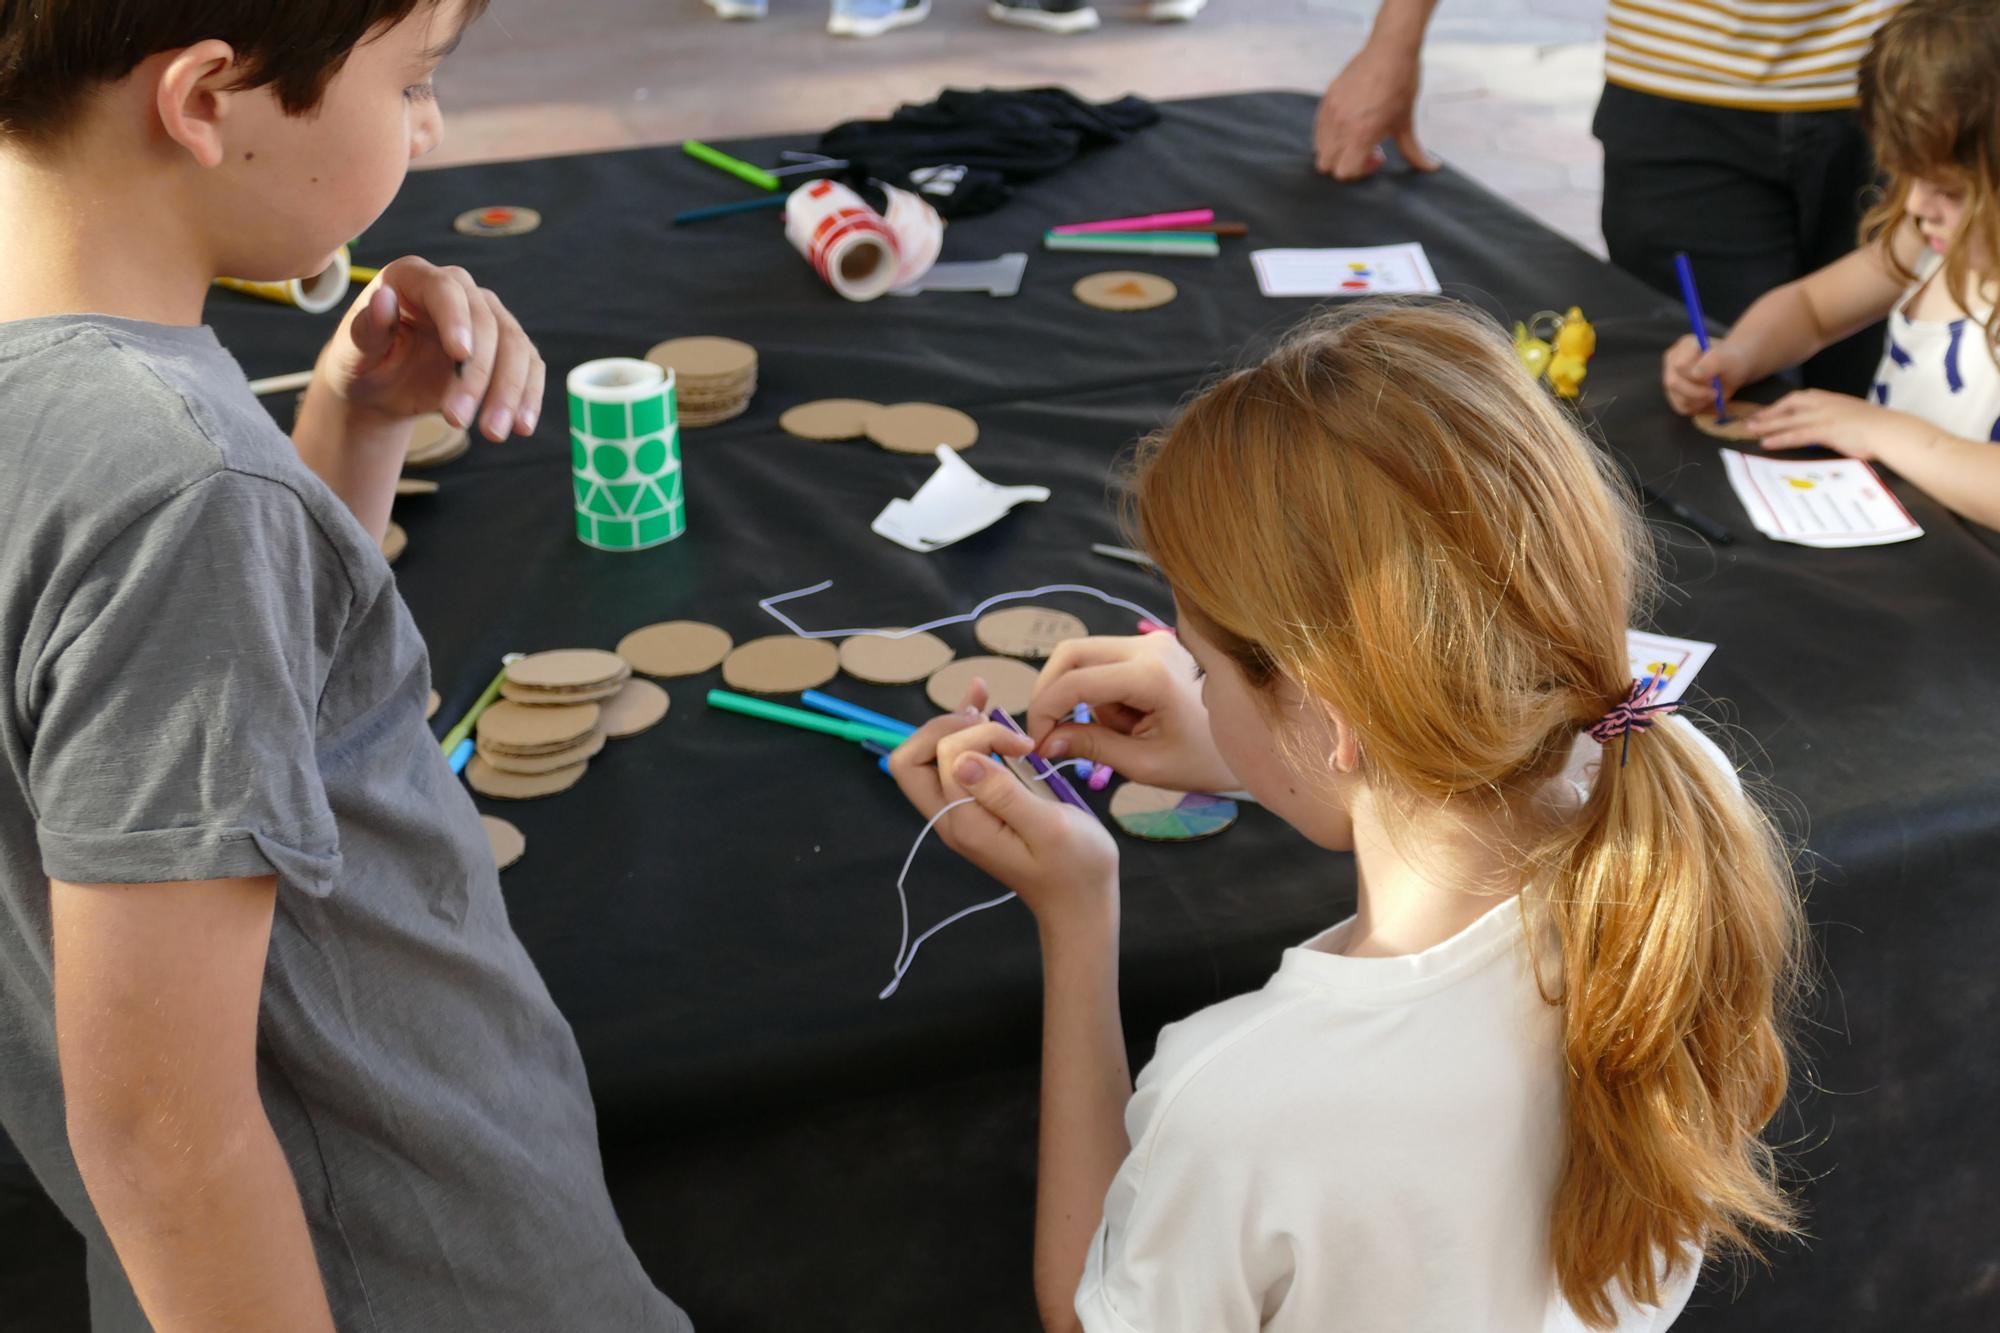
[1025, 635, 1240, 795]
[889, 698, 1119, 936]
[1661, 333, 1752, 416]
[314, 257, 545, 443]
[1746, 390, 1939, 461]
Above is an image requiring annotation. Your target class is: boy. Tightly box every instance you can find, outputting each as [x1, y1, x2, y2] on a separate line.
[0, 2, 691, 1329]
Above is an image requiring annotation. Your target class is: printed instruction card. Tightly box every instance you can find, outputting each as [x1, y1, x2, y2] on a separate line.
[1250, 243, 1442, 298]
[1720, 450, 1923, 548]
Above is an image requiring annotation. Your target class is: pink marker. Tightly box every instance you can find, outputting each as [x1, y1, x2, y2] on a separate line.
[1051, 209, 1214, 235]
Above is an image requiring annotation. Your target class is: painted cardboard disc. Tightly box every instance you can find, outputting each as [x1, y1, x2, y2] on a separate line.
[838, 629, 955, 685]
[617, 621, 733, 678]
[477, 729, 606, 774]
[1110, 783, 1239, 842]
[498, 677, 628, 706]
[1692, 401, 1766, 441]
[1074, 271, 1177, 311]
[722, 635, 841, 693]
[481, 815, 526, 870]
[780, 399, 881, 441]
[646, 336, 757, 382]
[864, 402, 979, 454]
[476, 699, 601, 750]
[454, 205, 541, 238]
[395, 477, 440, 496]
[381, 522, 407, 565]
[926, 655, 1043, 717]
[974, 606, 1088, 660]
[467, 754, 587, 800]
[426, 689, 441, 720]
[599, 679, 671, 737]
[506, 649, 629, 691]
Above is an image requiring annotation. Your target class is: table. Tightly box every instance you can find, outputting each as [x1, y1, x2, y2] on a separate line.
[6, 91, 1997, 1333]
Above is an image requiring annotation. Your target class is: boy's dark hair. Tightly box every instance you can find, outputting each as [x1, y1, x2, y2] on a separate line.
[0, 0, 482, 144]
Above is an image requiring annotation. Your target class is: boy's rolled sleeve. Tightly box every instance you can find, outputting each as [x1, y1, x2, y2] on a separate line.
[28, 470, 346, 897]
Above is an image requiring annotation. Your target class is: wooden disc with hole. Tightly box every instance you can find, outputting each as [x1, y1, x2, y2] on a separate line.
[1692, 401, 1765, 441]
[974, 606, 1088, 660]
[781, 399, 881, 441]
[722, 636, 841, 693]
[599, 679, 670, 737]
[467, 755, 587, 800]
[506, 649, 629, 691]
[926, 655, 1043, 717]
[617, 621, 733, 678]
[455, 205, 541, 238]
[381, 522, 407, 564]
[426, 689, 441, 720]
[838, 630, 955, 685]
[476, 699, 601, 751]
[482, 815, 526, 870]
[1074, 271, 1177, 311]
[396, 477, 440, 496]
[864, 402, 979, 454]
[477, 729, 605, 774]
[1109, 783, 1240, 842]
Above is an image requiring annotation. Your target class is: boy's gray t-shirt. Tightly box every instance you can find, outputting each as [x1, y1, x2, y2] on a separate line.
[0, 315, 690, 1332]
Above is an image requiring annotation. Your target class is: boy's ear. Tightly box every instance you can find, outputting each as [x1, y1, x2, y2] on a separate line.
[154, 41, 242, 170]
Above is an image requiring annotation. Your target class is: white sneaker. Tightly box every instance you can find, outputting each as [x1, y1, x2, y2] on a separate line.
[828, 0, 931, 37]
[706, 0, 768, 18]
[986, 0, 1101, 34]
[1143, 0, 1205, 19]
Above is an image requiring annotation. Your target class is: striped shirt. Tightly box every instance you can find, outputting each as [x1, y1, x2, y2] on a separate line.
[1606, 0, 1902, 112]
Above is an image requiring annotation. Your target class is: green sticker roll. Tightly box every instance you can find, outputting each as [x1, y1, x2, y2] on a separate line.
[566, 358, 684, 552]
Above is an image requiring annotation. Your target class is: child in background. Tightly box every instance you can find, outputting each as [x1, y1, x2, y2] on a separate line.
[1663, 0, 2000, 531]
[893, 303, 1807, 1331]
[0, 2, 688, 1329]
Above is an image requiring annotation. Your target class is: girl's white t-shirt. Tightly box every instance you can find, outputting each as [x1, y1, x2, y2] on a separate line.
[1075, 728, 1724, 1333]
[1872, 250, 2000, 445]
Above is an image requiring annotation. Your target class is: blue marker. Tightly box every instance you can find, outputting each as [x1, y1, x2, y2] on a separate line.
[448, 737, 474, 775]
[801, 690, 919, 739]
[1672, 251, 1730, 423]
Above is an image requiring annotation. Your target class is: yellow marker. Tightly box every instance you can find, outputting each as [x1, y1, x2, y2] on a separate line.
[350, 264, 381, 283]
[214, 245, 351, 314]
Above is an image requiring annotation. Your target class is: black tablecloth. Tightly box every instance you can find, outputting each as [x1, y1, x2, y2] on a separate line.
[7, 91, 1997, 1332]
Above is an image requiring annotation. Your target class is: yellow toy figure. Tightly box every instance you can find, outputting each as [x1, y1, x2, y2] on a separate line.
[1516, 306, 1597, 399]
[1513, 321, 1552, 380]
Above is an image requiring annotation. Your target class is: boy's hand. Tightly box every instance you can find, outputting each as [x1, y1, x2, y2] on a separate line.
[1662, 333, 1752, 416]
[1747, 390, 1939, 461]
[1025, 634, 1239, 796]
[889, 699, 1119, 936]
[316, 258, 545, 442]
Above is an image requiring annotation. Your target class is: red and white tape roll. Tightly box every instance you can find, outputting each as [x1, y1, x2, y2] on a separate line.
[785, 180, 899, 302]
[880, 185, 944, 290]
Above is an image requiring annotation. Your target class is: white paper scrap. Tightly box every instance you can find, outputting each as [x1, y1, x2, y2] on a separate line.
[1625, 630, 1716, 706]
[1719, 450, 1922, 548]
[1250, 243, 1441, 298]
[871, 446, 1050, 552]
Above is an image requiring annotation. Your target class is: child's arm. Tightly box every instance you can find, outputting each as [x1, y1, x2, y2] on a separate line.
[1747, 392, 2000, 529]
[292, 259, 545, 543]
[53, 874, 337, 1333]
[889, 706, 1129, 1333]
[1663, 221, 1923, 415]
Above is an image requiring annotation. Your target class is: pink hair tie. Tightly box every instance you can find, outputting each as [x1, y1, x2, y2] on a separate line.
[1588, 677, 1679, 766]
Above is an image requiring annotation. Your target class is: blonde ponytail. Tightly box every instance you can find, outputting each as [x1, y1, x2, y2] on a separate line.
[1134, 300, 1807, 1325]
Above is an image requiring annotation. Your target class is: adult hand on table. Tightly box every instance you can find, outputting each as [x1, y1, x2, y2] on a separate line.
[889, 687, 1119, 936]
[1026, 635, 1241, 796]
[1314, 38, 1440, 181]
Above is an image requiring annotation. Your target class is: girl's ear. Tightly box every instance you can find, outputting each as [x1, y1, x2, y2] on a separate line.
[1330, 711, 1362, 776]
[154, 41, 240, 170]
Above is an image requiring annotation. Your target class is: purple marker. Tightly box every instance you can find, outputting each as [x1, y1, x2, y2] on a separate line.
[989, 708, 1095, 815]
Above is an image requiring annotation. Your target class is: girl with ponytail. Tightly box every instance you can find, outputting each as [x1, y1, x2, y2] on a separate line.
[890, 300, 1808, 1332]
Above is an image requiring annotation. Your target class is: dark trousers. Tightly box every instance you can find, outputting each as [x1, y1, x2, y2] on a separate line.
[1593, 81, 1885, 396]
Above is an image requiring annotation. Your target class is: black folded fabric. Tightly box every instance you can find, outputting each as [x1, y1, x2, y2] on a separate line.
[818, 86, 1161, 218]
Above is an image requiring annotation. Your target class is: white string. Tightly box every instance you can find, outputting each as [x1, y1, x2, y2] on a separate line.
[879, 760, 1089, 1000]
[761, 580, 1168, 643]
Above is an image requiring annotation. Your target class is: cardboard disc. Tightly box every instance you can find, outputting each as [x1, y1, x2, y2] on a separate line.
[926, 655, 1043, 717]
[506, 649, 629, 691]
[617, 621, 733, 678]
[381, 522, 407, 564]
[467, 755, 587, 800]
[498, 677, 628, 705]
[864, 402, 979, 454]
[404, 414, 470, 468]
[395, 477, 440, 496]
[722, 635, 840, 693]
[679, 399, 750, 430]
[781, 399, 881, 441]
[477, 729, 606, 774]
[426, 689, 441, 720]
[481, 815, 526, 870]
[974, 606, 1088, 660]
[646, 336, 757, 381]
[455, 205, 541, 238]
[838, 630, 955, 685]
[476, 699, 601, 750]
[1692, 401, 1765, 441]
[599, 678, 670, 737]
[1074, 271, 1177, 311]
[1110, 783, 1239, 842]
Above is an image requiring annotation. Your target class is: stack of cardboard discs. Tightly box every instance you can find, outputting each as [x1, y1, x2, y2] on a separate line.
[497, 649, 631, 705]
[469, 649, 670, 801]
[404, 413, 470, 469]
[646, 336, 757, 429]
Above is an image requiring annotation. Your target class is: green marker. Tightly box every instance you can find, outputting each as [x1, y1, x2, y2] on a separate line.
[706, 690, 908, 751]
[682, 140, 781, 193]
[440, 654, 520, 754]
